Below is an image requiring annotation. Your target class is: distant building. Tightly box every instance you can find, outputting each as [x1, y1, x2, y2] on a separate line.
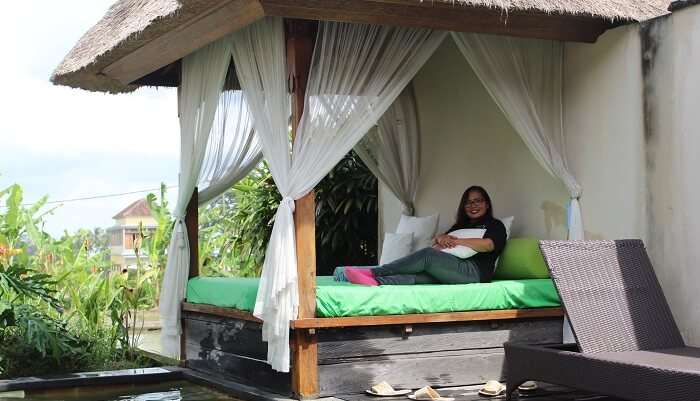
[108, 199, 157, 270]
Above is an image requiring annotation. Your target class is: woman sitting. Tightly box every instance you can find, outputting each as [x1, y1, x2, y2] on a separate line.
[345, 186, 506, 286]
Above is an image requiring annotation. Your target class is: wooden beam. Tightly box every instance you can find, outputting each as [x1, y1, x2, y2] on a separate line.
[287, 18, 319, 400]
[182, 302, 263, 323]
[181, 302, 563, 329]
[287, 19, 318, 321]
[186, 189, 199, 278]
[261, 0, 612, 43]
[291, 308, 565, 329]
[102, 0, 264, 85]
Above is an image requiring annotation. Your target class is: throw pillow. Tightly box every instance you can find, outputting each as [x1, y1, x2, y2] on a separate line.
[440, 228, 486, 259]
[379, 232, 414, 264]
[396, 214, 439, 251]
[493, 237, 549, 279]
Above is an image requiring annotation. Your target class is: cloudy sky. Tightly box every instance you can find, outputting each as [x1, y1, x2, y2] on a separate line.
[0, 1, 180, 236]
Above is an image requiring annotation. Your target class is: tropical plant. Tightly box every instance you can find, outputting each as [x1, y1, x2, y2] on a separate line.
[142, 183, 173, 304]
[199, 163, 280, 277]
[314, 151, 378, 275]
[197, 151, 378, 277]
[0, 183, 156, 378]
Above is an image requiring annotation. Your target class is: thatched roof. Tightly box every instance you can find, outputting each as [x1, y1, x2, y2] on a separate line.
[52, 0, 672, 93]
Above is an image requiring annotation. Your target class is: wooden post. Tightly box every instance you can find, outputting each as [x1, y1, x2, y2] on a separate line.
[185, 188, 199, 278]
[286, 19, 319, 399]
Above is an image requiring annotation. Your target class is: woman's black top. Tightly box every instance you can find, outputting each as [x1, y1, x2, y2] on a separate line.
[448, 216, 507, 282]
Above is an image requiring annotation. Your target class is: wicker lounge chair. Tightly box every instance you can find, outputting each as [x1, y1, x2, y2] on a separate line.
[504, 240, 700, 401]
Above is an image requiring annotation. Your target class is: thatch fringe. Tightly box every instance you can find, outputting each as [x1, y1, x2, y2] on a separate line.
[442, 0, 670, 21]
[51, 0, 217, 93]
[51, 0, 672, 93]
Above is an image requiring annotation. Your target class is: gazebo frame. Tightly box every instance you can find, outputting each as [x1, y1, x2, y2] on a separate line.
[53, 1, 658, 398]
[174, 14, 585, 398]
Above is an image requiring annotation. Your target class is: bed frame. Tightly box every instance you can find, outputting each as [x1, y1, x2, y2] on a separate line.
[181, 302, 564, 398]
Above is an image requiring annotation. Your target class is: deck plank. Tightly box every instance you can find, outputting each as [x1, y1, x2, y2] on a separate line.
[319, 348, 507, 396]
[318, 319, 562, 361]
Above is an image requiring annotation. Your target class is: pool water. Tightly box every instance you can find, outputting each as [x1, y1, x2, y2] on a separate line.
[0, 380, 241, 401]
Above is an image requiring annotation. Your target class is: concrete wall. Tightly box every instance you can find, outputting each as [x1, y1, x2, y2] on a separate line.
[643, 5, 700, 345]
[563, 25, 648, 241]
[380, 38, 570, 238]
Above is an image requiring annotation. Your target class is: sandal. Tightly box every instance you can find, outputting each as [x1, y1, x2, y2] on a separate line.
[366, 381, 411, 397]
[478, 380, 506, 397]
[408, 386, 454, 401]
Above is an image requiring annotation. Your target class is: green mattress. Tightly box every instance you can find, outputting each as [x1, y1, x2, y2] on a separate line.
[186, 276, 560, 317]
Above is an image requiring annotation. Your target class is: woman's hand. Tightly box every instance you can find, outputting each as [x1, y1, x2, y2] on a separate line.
[442, 236, 459, 248]
[434, 234, 450, 248]
[434, 234, 458, 249]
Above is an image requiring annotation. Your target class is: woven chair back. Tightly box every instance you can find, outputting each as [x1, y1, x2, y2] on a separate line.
[540, 240, 684, 353]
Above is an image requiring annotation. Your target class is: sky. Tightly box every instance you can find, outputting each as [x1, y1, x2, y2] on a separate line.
[0, 1, 180, 236]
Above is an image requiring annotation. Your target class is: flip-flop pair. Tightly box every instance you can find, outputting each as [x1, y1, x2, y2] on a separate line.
[366, 383, 453, 401]
[477, 380, 538, 397]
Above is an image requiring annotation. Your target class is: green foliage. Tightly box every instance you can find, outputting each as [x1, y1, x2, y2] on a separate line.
[315, 152, 378, 275]
[142, 183, 173, 303]
[0, 183, 155, 379]
[198, 151, 377, 277]
[199, 164, 280, 277]
[0, 264, 58, 310]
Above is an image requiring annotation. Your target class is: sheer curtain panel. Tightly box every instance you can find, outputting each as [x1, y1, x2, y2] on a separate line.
[232, 17, 446, 372]
[355, 84, 421, 215]
[159, 38, 232, 358]
[230, 18, 295, 372]
[450, 32, 583, 240]
[198, 87, 262, 204]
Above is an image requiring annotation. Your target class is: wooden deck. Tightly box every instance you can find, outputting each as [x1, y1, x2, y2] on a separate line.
[182, 368, 625, 401]
[331, 383, 623, 401]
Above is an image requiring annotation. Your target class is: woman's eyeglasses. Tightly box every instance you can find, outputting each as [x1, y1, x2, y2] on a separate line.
[464, 198, 486, 207]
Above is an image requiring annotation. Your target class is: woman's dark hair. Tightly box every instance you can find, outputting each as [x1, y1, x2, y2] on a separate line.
[454, 186, 493, 227]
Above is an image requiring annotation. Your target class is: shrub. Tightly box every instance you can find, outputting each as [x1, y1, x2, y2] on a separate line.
[199, 151, 377, 277]
[0, 183, 155, 379]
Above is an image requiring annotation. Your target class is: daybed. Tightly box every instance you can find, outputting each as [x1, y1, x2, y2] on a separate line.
[505, 240, 699, 401]
[182, 241, 564, 397]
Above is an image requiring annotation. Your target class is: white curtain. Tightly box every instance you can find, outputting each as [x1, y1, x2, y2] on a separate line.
[232, 17, 446, 372]
[230, 18, 294, 372]
[159, 38, 233, 358]
[355, 84, 421, 215]
[451, 33, 583, 241]
[198, 87, 262, 204]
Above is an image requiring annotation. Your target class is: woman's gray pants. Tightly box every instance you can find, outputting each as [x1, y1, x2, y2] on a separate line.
[372, 247, 481, 285]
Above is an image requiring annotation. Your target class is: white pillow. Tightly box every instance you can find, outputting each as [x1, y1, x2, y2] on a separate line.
[380, 232, 414, 264]
[396, 214, 439, 251]
[500, 216, 515, 239]
[440, 228, 486, 259]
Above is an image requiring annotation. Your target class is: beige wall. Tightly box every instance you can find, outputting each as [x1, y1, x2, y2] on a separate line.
[380, 38, 570, 239]
[563, 25, 648, 241]
[116, 216, 157, 227]
[381, 26, 648, 242]
[644, 5, 700, 345]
